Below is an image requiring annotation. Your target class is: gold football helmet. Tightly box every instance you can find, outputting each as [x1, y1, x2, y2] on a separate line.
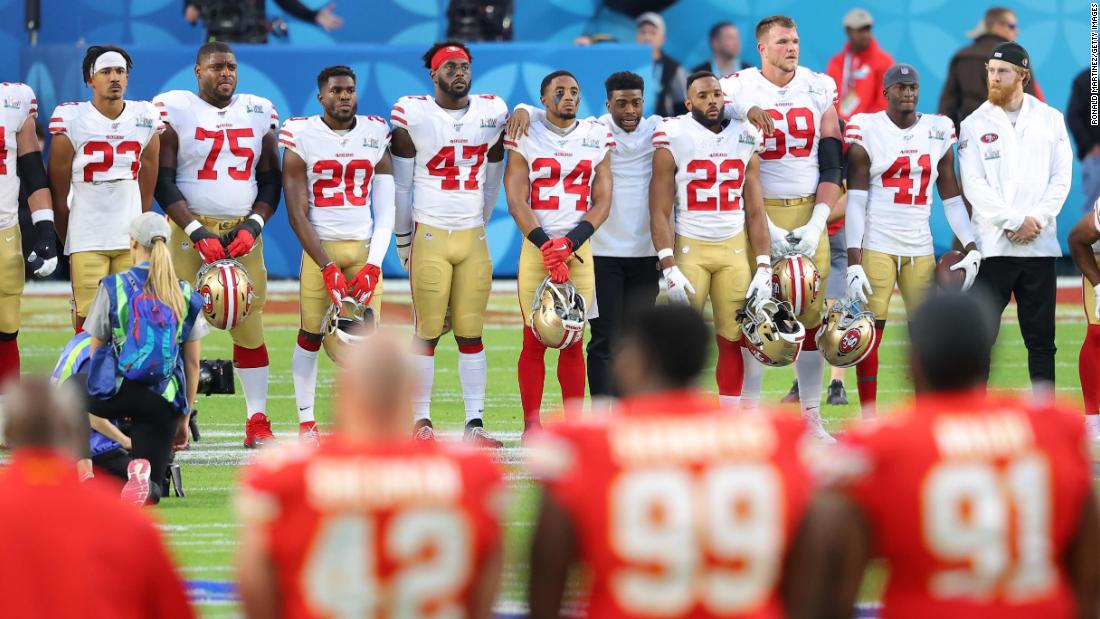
[530, 277, 586, 349]
[771, 253, 822, 324]
[321, 297, 376, 364]
[738, 297, 805, 367]
[816, 299, 878, 368]
[196, 259, 254, 331]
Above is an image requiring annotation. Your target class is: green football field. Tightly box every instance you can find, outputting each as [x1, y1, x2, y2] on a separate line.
[14, 285, 1093, 617]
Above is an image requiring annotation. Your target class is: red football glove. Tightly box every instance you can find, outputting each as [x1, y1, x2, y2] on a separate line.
[194, 237, 226, 264]
[321, 262, 348, 306]
[349, 264, 381, 305]
[540, 237, 573, 270]
[549, 262, 570, 284]
[189, 227, 227, 264]
[226, 218, 263, 258]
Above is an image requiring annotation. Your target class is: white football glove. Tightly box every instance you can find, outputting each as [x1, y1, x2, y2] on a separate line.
[1094, 283, 1100, 321]
[746, 265, 773, 305]
[663, 266, 695, 305]
[949, 249, 982, 291]
[396, 232, 412, 271]
[27, 252, 57, 278]
[767, 219, 792, 258]
[846, 265, 873, 304]
[788, 203, 829, 257]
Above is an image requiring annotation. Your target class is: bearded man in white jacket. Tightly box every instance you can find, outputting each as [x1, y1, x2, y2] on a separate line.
[958, 41, 1072, 392]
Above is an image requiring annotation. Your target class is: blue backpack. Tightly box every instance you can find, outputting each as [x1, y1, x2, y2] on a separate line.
[115, 272, 181, 385]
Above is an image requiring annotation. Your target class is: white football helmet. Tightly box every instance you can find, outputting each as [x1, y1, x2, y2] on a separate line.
[321, 297, 376, 364]
[530, 277, 586, 350]
[816, 299, 878, 368]
[195, 259, 254, 331]
[738, 296, 806, 367]
[772, 252, 822, 325]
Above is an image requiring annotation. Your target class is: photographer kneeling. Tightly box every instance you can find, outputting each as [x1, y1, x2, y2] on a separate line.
[71, 213, 207, 505]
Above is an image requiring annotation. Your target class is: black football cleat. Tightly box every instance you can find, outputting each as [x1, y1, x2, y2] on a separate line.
[780, 380, 799, 403]
[826, 380, 849, 406]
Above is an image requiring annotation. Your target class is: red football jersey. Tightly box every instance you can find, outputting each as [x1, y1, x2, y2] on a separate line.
[238, 437, 505, 619]
[529, 391, 814, 619]
[830, 392, 1092, 619]
[0, 449, 193, 619]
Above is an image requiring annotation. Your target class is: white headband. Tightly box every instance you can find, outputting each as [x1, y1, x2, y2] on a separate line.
[91, 51, 127, 78]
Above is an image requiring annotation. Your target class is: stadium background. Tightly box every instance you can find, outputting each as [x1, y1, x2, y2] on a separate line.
[4, 0, 1093, 278]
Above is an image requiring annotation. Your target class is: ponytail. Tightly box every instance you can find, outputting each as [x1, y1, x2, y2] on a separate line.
[145, 238, 186, 320]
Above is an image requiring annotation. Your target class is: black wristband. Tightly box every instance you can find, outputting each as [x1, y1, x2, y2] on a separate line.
[154, 166, 186, 208]
[564, 221, 595, 250]
[818, 136, 843, 186]
[527, 226, 551, 248]
[16, 153, 48, 194]
[255, 169, 282, 212]
[188, 225, 220, 243]
[33, 219, 53, 237]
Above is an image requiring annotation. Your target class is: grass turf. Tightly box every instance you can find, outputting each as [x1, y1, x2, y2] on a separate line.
[13, 289, 1092, 617]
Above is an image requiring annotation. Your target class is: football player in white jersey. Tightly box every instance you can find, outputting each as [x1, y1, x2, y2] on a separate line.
[506, 71, 662, 411]
[47, 45, 162, 332]
[720, 16, 844, 438]
[282, 65, 394, 445]
[504, 70, 613, 437]
[844, 64, 980, 418]
[0, 82, 52, 391]
[153, 41, 282, 448]
[390, 41, 507, 447]
[650, 71, 772, 407]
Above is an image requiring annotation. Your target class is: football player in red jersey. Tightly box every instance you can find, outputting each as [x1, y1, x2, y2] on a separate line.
[236, 331, 505, 619]
[798, 291, 1100, 619]
[527, 304, 814, 619]
[0, 378, 192, 618]
[390, 41, 507, 446]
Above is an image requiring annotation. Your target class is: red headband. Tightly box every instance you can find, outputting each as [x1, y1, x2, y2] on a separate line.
[430, 46, 470, 72]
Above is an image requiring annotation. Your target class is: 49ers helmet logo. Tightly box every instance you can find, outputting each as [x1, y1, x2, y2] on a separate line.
[839, 328, 861, 354]
[200, 285, 214, 313]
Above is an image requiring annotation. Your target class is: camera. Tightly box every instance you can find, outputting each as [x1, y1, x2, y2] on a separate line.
[198, 359, 235, 396]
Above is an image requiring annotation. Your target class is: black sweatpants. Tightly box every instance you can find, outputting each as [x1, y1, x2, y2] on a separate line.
[70, 374, 179, 501]
[973, 256, 1057, 386]
[587, 256, 660, 397]
[92, 448, 132, 482]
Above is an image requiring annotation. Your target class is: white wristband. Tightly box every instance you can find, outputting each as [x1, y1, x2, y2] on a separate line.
[657, 248, 674, 261]
[30, 209, 54, 224]
[755, 255, 771, 268]
[248, 213, 265, 229]
[183, 220, 202, 236]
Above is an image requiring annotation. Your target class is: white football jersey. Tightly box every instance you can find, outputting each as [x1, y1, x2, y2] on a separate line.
[1090, 194, 1100, 255]
[49, 99, 163, 253]
[505, 118, 613, 237]
[845, 112, 956, 256]
[0, 83, 37, 230]
[279, 114, 390, 241]
[391, 94, 508, 229]
[153, 90, 278, 218]
[654, 114, 764, 241]
[720, 67, 837, 199]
